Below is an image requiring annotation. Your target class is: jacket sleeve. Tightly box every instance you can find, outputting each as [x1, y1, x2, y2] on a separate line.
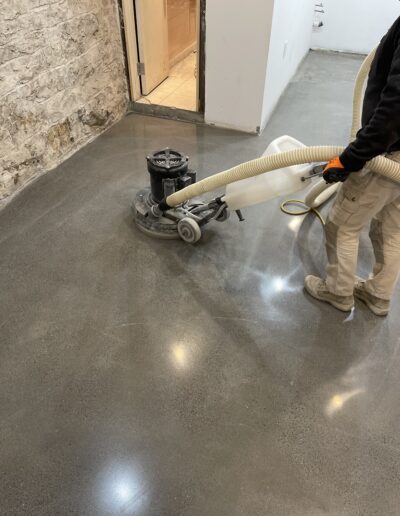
[340, 37, 400, 171]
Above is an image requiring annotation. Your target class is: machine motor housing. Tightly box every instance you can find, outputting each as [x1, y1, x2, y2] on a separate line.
[147, 148, 196, 203]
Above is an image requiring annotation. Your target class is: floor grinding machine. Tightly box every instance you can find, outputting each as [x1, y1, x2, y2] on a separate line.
[132, 142, 326, 243]
[133, 148, 238, 243]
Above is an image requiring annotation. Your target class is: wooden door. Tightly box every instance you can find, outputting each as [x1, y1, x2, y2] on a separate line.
[135, 0, 169, 95]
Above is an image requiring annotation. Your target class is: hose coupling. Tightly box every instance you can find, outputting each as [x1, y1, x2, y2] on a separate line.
[152, 200, 170, 217]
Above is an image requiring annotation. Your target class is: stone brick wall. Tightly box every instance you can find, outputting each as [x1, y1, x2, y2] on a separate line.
[0, 0, 128, 201]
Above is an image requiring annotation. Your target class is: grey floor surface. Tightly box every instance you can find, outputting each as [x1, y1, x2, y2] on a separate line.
[1, 51, 400, 515]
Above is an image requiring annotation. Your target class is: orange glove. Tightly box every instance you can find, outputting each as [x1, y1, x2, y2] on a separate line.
[323, 157, 352, 184]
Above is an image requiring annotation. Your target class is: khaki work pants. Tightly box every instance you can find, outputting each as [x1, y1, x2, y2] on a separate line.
[325, 153, 400, 300]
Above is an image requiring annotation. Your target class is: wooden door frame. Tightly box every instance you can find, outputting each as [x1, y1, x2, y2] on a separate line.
[121, 0, 141, 101]
[197, 0, 205, 112]
[121, 0, 206, 112]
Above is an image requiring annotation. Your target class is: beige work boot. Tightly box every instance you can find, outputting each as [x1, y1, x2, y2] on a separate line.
[304, 275, 354, 312]
[354, 279, 390, 316]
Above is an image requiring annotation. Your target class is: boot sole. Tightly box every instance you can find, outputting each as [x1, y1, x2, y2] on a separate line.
[304, 284, 354, 312]
[354, 289, 389, 317]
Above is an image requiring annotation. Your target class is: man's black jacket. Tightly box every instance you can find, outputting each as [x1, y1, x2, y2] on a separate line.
[341, 16, 400, 171]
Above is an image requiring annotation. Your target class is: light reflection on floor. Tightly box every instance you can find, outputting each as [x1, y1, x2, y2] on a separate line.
[97, 462, 149, 513]
[325, 389, 365, 418]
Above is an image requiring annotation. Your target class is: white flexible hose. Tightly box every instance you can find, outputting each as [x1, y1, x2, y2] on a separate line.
[351, 47, 377, 140]
[166, 146, 400, 207]
[304, 180, 340, 209]
[165, 47, 400, 209]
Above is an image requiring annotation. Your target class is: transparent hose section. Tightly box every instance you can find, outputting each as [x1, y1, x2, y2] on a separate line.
[165, 47, 400, 209]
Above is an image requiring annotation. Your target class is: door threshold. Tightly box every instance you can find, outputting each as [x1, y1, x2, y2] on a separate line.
[129, 101, 204, 124]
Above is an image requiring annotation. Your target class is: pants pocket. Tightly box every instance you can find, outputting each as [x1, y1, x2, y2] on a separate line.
[331, 187, 375, 227]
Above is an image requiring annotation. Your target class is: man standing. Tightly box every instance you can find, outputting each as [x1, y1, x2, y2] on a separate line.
[305, 17, 400, 316]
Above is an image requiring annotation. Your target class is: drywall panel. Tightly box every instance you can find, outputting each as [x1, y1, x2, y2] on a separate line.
[204, 0, 274, 133]
[262, 0, 315, 128]
[312, 0, 399, 54]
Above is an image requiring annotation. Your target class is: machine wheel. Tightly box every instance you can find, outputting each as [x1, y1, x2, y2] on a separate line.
[216, 207, 230, 222]
[177, 217, 202, 243]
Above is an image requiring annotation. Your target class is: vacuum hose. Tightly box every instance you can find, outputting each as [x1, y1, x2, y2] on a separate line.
[165, 48, 400, 209]
[351, 47, 377, 140]
[303, 47, 378, 209]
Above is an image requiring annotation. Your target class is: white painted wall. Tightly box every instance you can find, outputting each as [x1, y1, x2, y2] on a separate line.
[204, 0, 274, 133]
[261, 0, 315, 128]
[311, 0, 400, 54]
[204, 0, 315, 133]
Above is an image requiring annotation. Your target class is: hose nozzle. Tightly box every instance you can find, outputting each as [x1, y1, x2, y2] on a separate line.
[301, 164, 326, 182]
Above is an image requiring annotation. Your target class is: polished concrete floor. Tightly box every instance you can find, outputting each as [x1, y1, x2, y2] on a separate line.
[1, 51, 400, 515]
